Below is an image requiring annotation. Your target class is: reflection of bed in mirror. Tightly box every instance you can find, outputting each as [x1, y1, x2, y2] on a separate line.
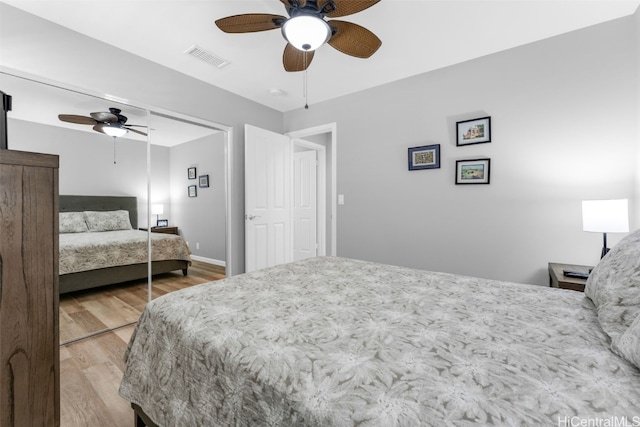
[59, 195, 192, 294]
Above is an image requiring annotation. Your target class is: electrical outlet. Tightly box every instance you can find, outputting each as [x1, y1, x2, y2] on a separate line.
[196, 242, 200, 250]
[338, 194, 345, 205]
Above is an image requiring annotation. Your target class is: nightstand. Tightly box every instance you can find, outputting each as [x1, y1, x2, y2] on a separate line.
[139, 226, 179, 235]
[548, 262, 593, 292]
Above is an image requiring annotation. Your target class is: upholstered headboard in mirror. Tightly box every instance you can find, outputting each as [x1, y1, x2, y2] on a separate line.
[59, 195, 138, 229]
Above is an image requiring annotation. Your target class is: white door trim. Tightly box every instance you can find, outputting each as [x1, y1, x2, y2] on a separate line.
[292, 139, 326, 256]
[293, 149, 318, 260]
[287, 123, 337, 256]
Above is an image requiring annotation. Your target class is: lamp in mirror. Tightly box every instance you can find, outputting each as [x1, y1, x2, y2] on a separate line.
[582, 199, 629, 258]
[151, 203, 164, 226]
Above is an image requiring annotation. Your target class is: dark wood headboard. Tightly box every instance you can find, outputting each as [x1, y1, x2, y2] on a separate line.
[59, 195, 138, 229]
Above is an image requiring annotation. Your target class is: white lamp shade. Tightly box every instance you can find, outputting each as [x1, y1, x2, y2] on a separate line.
[97, 122, 128, 137]
[282, 16, 331, 51]
[582, 199, 629, 233]
[151, 204, 164, 215]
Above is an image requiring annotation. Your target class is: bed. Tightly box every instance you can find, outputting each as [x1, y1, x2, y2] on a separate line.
[119, 230, 640, 426]
[59, 195, 192, 294]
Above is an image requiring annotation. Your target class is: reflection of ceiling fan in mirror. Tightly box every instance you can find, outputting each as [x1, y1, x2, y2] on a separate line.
[215, 0, 382, 72]
[58, 107, 147, 137]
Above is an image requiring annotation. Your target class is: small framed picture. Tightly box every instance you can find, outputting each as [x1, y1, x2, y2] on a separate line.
[188, 185, 197, 197]
[156, 219, 168, 227]
[455, 158, 491, 185]
[408, 144, 440, 170]
[456, 116, 491, 146]
[199, 174, 209, 188]
[188, 167, 197, 180]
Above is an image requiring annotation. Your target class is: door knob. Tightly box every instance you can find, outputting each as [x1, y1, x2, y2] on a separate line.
[245, 214, 261, 220]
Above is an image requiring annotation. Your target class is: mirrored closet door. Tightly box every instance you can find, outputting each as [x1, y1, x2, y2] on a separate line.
[1, 71, 152, 344]
[2, 71, 230, 344]
[147, 112, 227, 299]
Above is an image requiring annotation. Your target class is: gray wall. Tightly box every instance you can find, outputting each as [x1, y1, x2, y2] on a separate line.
[284, 13, 640, 286]
[1, 3, 285, 275]
[168, 133, 226, 264]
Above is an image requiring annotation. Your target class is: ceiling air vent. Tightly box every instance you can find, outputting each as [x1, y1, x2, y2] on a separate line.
[184, 45, 230, 69]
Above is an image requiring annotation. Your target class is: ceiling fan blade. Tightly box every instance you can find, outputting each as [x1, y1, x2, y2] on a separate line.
[126, 128, 148, 136]
[328, 20, 381, 58]
[58, 114, 97, 125]
[90, 111, 119, 122]
[323, 0, 380, 18]
[215, 14, 286, 33]
[283, 43, 315, 72]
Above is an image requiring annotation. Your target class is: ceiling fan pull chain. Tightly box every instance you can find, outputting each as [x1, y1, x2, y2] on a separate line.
[304, 51, 309, 109]
[113, 136, 117, 164]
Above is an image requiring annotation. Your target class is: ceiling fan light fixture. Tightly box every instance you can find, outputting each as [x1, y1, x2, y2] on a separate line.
[99, 122, 128, 137]
[282, 15, 331, 51]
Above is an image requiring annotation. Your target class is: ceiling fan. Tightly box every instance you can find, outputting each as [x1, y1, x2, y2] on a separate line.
[215, 0, 382, 72]
[58, 107, 148, 137]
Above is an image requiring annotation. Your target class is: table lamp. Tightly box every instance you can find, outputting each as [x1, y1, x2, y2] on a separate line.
[582, 199, 629, 259]
[151, 204, 164, 227]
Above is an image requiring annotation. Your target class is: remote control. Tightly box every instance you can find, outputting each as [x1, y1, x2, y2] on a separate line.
[563, 270, 589, 279]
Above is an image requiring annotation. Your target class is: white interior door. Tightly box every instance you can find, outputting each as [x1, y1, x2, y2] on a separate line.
[244, 124, 292, 272]
[293, 150, 317, 261]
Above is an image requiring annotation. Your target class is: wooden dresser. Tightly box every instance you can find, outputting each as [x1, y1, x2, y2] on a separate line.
[0, 149, 60, 426]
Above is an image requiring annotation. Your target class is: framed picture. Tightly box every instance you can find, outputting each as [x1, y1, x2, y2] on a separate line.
[456, 116, 491, 146]
[408, 144, 440, 170]
[156, 219, 168, 227]
[188, 167, 197, 180]
[199, 174, 209, 188]
[455, 158, 491, 184]
[188, 185, 197, 197]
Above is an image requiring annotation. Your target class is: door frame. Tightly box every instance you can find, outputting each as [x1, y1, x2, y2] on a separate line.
[292, 138, 326, 257]
[287, 123, 337, 256]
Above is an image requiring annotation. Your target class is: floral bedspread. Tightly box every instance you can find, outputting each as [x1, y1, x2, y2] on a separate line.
[59, 230, 191, 275]
[119, 257, 640, 426]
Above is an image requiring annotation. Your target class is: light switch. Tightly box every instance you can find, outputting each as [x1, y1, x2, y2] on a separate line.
[338, 194, 344, 205]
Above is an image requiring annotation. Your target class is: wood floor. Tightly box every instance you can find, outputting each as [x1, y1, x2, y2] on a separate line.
[59, 260, 225, 427]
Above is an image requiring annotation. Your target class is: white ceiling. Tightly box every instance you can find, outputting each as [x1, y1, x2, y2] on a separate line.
[4, 0, 640, 113]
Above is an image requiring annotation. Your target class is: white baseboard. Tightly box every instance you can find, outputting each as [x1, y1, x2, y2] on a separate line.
[190, 255, 225, 267]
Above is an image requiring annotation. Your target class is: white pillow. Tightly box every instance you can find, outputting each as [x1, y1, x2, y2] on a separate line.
[612, 312, 640, 370]
[84, 210, 133, 232]
[585, 229, 640, 340]
[59, 211, 88, 233]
